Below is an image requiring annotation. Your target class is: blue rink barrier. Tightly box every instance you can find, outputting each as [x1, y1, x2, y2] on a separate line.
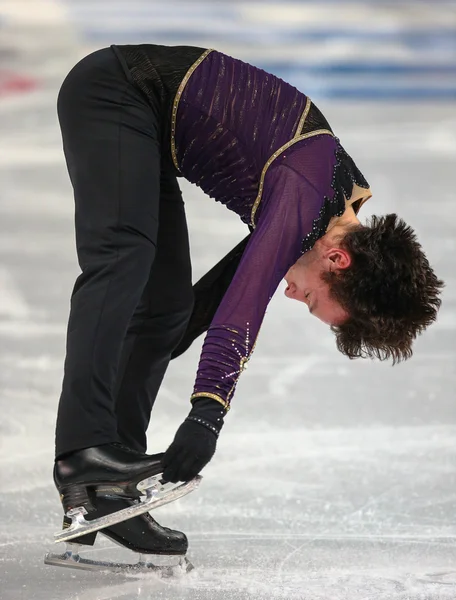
[62, 0, 456, 101]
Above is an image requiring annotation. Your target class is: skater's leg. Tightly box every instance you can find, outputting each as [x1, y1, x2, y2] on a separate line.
[51, 51, 195, 564]
[55, 48, 162, 457]
[114, 171, 194, 453]
[57, 176, 194, 554]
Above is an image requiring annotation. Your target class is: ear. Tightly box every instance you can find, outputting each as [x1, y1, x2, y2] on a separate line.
[326, 248, 352, 270]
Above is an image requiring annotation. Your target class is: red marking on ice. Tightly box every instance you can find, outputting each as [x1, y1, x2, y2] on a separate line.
[0, 71, 39, 96]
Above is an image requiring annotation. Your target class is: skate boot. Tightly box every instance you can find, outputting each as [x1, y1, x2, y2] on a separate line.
[63, 494, 188, 555]
[45, 495, 192, 574]
[44, 443, 200, 573]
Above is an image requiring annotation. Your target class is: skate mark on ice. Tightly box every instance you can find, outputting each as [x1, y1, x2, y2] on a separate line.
[268, 354, 321, 397]
[63, 566, 456, 600]
[341, 483, 400, 522]
[187, 532, 456, 546]
[416, 571, 456, 586]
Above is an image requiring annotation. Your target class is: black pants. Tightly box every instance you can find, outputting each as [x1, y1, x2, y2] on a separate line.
[55, 49, 193, 457]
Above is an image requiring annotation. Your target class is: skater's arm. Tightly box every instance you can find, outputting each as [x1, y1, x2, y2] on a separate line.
[191, 134, 339, 410]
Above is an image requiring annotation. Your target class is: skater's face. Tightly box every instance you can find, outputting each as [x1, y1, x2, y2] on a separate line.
[284, 238, 351, 326]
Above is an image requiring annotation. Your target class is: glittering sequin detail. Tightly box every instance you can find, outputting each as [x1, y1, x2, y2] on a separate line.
[301, 137, 370, 254]
[222, 321, 251, 380]
[173, 51, 309, 225]
[171, 49, 214, 172]
[192, 322, 260, 408]
[250, 129, 334, 228]
[186, 416, 220, 436]
[224, 321, 260, 403]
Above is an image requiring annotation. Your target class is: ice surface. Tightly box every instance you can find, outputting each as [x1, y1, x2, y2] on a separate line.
[1, 2, 456, 599]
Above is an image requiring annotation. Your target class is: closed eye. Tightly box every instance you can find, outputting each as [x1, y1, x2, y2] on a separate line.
[309, 299, 317, 315]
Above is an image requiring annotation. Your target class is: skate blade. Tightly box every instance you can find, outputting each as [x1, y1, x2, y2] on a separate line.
[44, 543, 193, 576]
[54, 475, 201, 544]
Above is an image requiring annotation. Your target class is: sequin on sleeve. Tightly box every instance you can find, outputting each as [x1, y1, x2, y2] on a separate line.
[191, 134, 343, 407]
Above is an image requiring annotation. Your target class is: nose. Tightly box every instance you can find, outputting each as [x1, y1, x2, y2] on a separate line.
[286, 285, 301, 302]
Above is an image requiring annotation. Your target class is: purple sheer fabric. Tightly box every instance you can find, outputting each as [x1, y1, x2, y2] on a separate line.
[170, 49, 368, 408]
[174, 50, 308, 226]
[190, 134, 341, 407]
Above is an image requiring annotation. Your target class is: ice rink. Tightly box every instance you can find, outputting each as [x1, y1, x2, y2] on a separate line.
[1, 2, 456, 599]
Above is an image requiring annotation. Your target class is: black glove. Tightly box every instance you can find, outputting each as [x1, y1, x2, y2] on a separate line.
[162, 397, 227, 483]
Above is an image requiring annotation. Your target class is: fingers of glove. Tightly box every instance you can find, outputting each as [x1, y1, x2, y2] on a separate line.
[162, 447, 187, 483]
[162, 465, 181, 484]
[162, 442, 180, 470]
[176, 452, 214, 482]
[174, 457, 200, 483]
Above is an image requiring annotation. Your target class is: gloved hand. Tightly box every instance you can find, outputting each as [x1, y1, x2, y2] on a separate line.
[162, 397, 227, 483]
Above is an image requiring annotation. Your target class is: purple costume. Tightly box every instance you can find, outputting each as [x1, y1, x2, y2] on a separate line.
[114, 45, 372, 411]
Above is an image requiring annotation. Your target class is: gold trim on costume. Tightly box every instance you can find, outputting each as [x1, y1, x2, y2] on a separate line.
[171, 49, 214, 172]
[250, 129, 334, 228]
[191, 392, 230, 411]
[296, 96, 312, 137]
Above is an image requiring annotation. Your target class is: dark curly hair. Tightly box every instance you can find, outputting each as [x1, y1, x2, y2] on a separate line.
[322, 214, 444, 363]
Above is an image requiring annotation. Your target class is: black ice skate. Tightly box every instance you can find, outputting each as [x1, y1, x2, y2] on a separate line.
[44, 443, 200, 574]
[45, 495, 193, 574]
